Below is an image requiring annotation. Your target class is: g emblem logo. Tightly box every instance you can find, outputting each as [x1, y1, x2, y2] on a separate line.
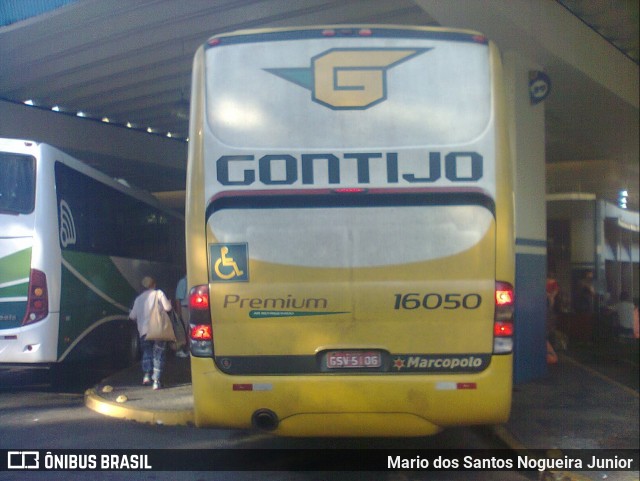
[313, 49, 428, 109]
[266, 48, 429, 110]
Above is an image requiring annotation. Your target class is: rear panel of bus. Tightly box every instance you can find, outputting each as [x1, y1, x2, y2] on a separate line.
[0, 140, 60, 363]
[187, 26, 514, 436]
[1, 139, 183, 366]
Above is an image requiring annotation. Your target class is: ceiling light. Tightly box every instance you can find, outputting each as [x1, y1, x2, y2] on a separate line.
[77, 111, 86, 117]
[52, 105, 60, 112]
[24, 99, 34, 106]
[126, 122, 133, 128]
[102, 117, 110, 123]
[618, 189, 629, 209]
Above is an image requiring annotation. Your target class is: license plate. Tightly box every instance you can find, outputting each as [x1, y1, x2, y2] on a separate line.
[326, 351, 382, 369]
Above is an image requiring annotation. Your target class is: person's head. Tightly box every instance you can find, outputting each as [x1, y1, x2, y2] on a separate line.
[141, 276, 156, 290]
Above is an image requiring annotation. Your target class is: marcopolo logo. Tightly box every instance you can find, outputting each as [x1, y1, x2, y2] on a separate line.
[265, 48, 430, 110]
[392, 354, 489, 372]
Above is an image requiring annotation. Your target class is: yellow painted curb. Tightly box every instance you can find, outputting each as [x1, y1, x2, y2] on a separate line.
[84, 388, 195, 426]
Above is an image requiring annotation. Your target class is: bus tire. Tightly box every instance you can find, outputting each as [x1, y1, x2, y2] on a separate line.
[111, 322, 139, 369]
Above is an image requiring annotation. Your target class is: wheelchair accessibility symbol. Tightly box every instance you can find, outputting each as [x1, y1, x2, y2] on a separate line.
[210, 243, 249, 282]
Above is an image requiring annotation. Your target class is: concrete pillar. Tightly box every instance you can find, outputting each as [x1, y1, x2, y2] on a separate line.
[503, 51, 548, 383]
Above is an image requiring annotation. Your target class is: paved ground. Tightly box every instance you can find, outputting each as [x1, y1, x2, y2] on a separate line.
[85, 340, 640, 480]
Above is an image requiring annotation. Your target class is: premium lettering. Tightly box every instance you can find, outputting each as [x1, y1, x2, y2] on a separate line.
[223, 294, 328, 310]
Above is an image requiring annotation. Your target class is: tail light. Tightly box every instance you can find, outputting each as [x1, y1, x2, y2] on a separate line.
[189, 284, 213, 357]
[191, 324, 212, 341]
[22, 269, 48, 325]
[189, 285, 210, 311]
[493, 281, 514, 354]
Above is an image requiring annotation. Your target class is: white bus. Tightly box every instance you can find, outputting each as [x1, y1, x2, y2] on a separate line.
[186, 26, 515, 437]
[0, 138, 183, 369]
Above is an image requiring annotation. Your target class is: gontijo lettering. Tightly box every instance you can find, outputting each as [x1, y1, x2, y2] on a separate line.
[216, 151, 483, 186]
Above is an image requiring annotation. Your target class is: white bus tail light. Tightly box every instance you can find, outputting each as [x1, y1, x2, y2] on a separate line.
[22, 269, 48, 325]
[189, 285, 214, 357]
[493, 281, 514, 354]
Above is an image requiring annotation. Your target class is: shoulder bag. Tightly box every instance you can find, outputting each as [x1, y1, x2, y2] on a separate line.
[146, 290, 177, 342]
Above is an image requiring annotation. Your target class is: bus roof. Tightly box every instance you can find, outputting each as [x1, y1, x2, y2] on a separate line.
[205, 25, 488, 48]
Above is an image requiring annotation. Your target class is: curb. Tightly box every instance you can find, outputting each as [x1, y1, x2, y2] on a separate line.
[84, 388, 194, 426]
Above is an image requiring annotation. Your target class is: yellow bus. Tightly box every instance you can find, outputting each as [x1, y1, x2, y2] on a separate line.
[186, 25, 515, 437]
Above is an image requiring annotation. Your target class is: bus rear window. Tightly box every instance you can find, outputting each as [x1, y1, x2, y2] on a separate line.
[0, 153, 35, 214]
[208, 193, 494, 269]
[206, 38, 491, 149]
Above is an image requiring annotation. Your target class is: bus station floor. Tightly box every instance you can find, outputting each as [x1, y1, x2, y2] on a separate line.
[85, 343, 639, 474]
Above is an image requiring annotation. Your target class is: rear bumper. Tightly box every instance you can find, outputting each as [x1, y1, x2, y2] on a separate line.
[0, 315, 59, 363]
[191, 354, 512, 437]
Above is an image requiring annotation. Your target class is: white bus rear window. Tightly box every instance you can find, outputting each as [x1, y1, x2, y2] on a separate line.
[0, 153, 35, 214]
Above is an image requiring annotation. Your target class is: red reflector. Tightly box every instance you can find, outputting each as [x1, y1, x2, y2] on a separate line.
[191, 324, 212, 341]
[359, 28, 373, 36]
[472, 35, 488, 44]
[456, 382, 477, 390]
[208, 38, 221, 46]
[322, 29, 336, 37]
[233, 384, 253, 391]
[494, 321, 514, 337]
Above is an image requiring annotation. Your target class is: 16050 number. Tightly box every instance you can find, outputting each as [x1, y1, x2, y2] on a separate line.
[393, 293, 482, 310]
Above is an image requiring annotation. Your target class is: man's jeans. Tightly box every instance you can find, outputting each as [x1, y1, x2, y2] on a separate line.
[140, 336, 167, 382]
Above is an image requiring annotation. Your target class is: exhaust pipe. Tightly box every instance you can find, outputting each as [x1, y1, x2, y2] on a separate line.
[252, 409, 279, 431]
